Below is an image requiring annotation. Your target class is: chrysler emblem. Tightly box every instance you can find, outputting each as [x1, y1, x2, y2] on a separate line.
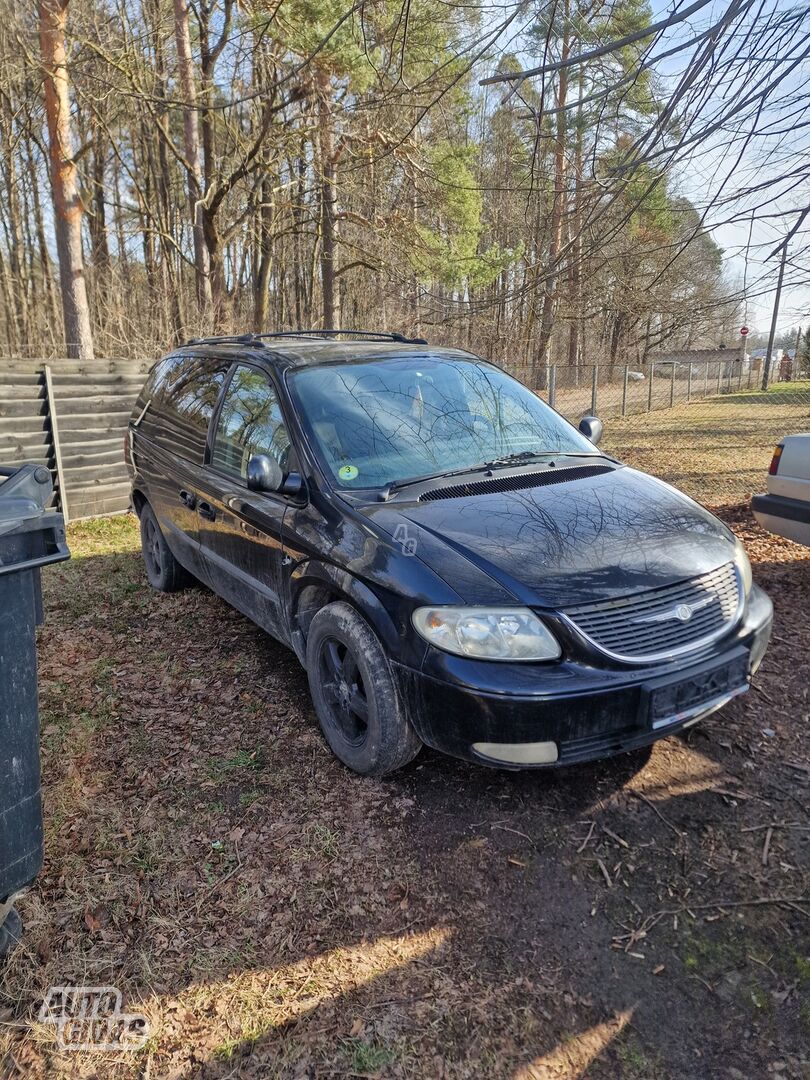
[632, 594, 715, 625]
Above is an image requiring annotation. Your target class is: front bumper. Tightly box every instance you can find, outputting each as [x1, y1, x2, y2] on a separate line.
[393, 584, 773, 768]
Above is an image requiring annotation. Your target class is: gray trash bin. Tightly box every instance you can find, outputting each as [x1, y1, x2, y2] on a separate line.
[0, 464, 69, 957]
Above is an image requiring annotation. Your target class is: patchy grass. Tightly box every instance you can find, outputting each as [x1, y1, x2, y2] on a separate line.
[614, 1032, 663, 1080]
[341, 1036, 400, 1073]
[208, 748, 265, 778]
[0, 509, 808, 1079]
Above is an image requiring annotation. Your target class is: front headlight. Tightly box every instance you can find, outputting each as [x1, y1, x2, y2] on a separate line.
[412, 606, 561, 661]
[734, 539, 752, 596]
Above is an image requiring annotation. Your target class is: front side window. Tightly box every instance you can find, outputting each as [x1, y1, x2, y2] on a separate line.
[212, 365, 290, 480]
[289, 357, 597, 489]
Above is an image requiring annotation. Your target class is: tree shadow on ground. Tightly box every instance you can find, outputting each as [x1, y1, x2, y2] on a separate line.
[5, 536, 808, 1079]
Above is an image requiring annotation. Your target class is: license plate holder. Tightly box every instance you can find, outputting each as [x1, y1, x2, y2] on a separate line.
[643, 648, 749, 730]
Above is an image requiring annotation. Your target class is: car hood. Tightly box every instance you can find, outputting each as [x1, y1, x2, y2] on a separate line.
[362, 465, 736, 609]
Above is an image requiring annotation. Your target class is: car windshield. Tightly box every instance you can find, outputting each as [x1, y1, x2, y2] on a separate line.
[288, 356, 598, 489]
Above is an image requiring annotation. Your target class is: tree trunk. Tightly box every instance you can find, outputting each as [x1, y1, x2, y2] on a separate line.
[0, 249, 16, 354]
[0, 103, 28, 349]
[532, 0, 570, 383]
[292, 140, 307, 328]
[38, 0, 94, 359]
[173, 0, 212, 320]
[567, 69, 584, 371]
[150, 0, 184, 344]
[609, 313, 625, 369]
[111, 153, 128, 270]
[316, 70, 338, 330]
[89, 121, 110, 274]
[253, 175, 273, 331]
[409, 180, 420, 335]
[24, 135, 60, 338]
[199, 7, 228, 324]
[201, 207, 225, 328]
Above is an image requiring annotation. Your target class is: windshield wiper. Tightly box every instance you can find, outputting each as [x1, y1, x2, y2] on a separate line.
[379, 464, 490, 501]
[378, 452, 562, 501]
[481, 450, 549, 468]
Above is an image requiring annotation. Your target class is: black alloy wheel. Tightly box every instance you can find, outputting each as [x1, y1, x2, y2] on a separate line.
[305, 601, 421, 775]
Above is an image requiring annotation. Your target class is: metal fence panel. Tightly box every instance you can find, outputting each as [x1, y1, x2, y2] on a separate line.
[538, 362, 810, 506]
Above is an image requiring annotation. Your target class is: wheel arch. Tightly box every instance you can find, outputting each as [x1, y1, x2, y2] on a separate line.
[131, 486, 148, 516]
[290, 563, 402, 664]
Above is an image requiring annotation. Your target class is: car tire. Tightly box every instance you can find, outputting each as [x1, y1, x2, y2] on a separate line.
[0, 907, 22, 960]
[139, 502, 191, 592]
[305, 601, 422, 775]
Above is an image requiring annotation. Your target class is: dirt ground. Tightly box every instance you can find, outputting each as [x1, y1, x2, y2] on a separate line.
[0, 504, 808, 1080]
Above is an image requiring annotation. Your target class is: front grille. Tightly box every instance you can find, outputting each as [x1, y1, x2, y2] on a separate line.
[562, 561, 741, 662]
[417, 464, 613, 502]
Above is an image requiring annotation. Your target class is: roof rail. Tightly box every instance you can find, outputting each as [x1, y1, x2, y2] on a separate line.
[184, 329, 430, 348]
[255, 329, 429, 345]
[185, 333, 263, 347]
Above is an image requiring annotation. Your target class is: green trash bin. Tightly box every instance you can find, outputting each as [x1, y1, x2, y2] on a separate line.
[0, 464, 69, 957]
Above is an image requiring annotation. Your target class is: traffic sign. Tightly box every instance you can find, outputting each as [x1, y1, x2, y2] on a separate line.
[740, 325, 749, 336]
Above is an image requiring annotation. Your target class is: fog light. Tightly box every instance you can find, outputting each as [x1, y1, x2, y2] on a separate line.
[472, 740, 558, 765]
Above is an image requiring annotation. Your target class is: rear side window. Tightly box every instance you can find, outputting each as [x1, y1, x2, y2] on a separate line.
[136, 356, 174, 403]
[211, 365, 291, 480]
[136, 354, 228, 464]
[132, 356, 174, 428]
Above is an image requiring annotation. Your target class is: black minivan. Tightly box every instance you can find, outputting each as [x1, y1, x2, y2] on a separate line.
[125, 331, 773, 775]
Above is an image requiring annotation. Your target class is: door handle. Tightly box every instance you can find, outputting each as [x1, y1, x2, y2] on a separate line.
[198, 501, 217, 521]
[179, 489, 196, 509]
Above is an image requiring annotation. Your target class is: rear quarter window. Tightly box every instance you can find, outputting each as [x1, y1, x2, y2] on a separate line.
[134, 354, 229, 464]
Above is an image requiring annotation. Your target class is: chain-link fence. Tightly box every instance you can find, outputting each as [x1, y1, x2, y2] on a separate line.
[536, 360, 810, 507]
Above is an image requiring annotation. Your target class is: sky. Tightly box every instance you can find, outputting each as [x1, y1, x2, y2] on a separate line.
[649, 0, 810, 337]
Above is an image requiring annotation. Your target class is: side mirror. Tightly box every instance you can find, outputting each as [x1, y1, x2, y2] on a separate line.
[246, 454, 304, 497]
[247, 453, 283, 493]
[578, 415, 604, 445]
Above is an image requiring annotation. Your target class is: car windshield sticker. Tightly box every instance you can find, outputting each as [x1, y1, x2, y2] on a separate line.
[338, 464, 359, 481]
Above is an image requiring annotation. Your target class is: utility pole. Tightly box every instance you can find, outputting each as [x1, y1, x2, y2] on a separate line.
[762, 240, 788, 391]
[794, 325, 802, 377]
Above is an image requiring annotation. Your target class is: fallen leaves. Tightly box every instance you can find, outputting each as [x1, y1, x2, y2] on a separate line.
[1, 509, 807, 1080]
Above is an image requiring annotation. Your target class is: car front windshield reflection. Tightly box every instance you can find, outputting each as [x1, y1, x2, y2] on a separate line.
[289, 357, 597, 489]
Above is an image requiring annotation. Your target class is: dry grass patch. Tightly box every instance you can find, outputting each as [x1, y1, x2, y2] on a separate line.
[603, 380, 810, 506]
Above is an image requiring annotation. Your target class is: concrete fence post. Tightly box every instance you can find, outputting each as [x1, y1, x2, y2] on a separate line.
[591, 364, 598, 415]
[670, 363, 676, 408]
[549, 364, 557, 410]
[647, 362, 654, 411]
[687, 363, 692, 402]
[622, 365, 629, 416]
[716, 362, 722, 395]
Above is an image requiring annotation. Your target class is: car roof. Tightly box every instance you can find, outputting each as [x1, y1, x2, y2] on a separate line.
[179, 338, 480, 371]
